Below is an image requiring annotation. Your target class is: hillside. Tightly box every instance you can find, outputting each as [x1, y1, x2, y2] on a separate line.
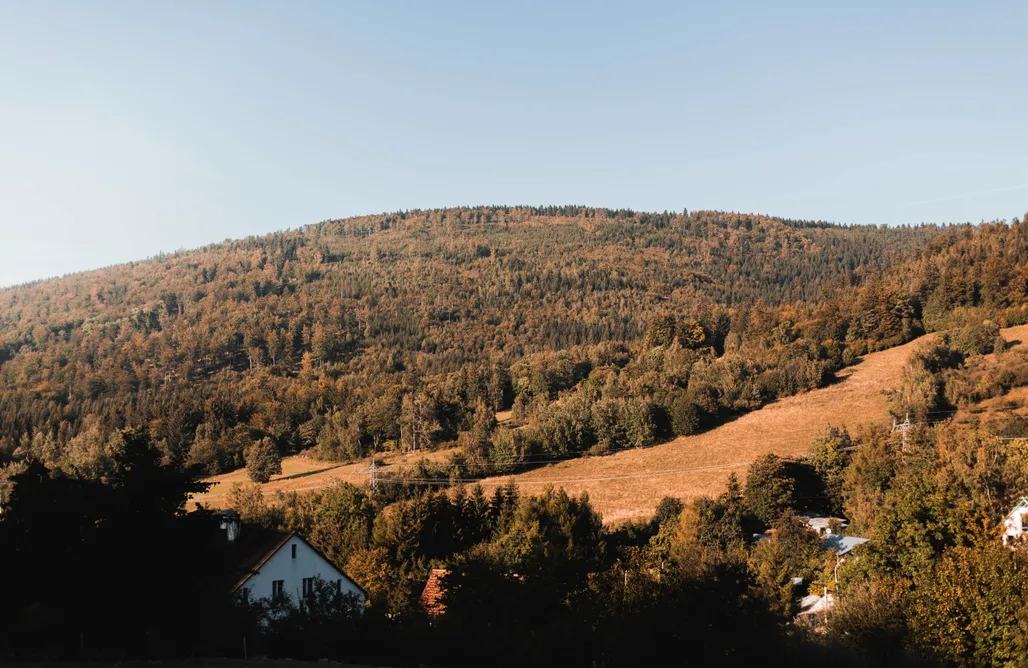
[2, 207, 1028, 499]
[482, 326, 1026, 522]
[476, 327, 938, 523]
[0, 207, 957, 471]
[191, 330, 920, 512]
[193, 324, 1028, 521]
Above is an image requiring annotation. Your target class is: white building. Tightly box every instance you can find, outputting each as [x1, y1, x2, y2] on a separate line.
[217, 510, 366, 607]
[1002, 497, 1028, 547]
[797, 592, 836, 621]
[799, 513, 848, 537]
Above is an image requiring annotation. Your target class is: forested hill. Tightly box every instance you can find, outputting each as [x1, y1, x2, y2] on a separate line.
[1, 206, 1025, 480]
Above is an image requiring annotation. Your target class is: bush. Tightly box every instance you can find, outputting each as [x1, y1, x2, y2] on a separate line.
[952, 321, 1001, 356]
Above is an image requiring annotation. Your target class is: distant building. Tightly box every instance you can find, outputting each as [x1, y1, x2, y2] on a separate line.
[420, 568, 450, 618]
[212, 510, 366, 607]
[1002, 497, 1028, 546]
[797, 592, 836, 621]
[799, 513, 848, 537]
[823, 534, 869, 556]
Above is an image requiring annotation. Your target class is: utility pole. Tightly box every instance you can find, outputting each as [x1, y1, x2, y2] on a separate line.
[893, 412, 912, 450]
[356, 436, 380, 493]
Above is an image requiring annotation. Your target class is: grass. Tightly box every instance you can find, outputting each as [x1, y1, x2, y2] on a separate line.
[188, 445, 459, 509]
[477, 324, 1028, 524]
[192, 325, 1028, 525]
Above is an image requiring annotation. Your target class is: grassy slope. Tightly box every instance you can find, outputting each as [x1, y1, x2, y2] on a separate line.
[193, 325, 1028, 523]
[480, 324, 1028, 523]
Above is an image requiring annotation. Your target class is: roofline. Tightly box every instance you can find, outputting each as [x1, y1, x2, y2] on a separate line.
[231, 531, 368, 599]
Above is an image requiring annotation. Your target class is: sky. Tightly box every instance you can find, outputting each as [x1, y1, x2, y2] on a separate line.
[1, 1, 1027, 287]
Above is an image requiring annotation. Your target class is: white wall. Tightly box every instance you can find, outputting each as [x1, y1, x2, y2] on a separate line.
[240, 535, 365, 607]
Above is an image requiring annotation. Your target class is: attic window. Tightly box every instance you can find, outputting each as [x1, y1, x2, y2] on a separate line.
[292, 544, 297, 559]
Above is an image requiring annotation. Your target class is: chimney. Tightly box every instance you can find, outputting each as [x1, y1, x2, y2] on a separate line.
[219, 509, 242, 542]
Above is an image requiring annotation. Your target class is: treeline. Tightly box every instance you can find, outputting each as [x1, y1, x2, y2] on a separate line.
[0, 430, 834, 665]
[2, 208, 1028, 486]
[6, 400, 1028, 664]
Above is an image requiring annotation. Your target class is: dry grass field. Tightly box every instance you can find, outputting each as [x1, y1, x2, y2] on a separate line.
[478, 324, 1028, 524]
[189, 445, 459, 509]
[193, 325, 1028, 524]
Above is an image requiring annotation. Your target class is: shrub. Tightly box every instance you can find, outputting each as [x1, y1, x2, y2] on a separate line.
[952, 321, 1001, 356]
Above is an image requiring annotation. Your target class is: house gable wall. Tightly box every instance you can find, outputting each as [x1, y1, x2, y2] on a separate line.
[239, 536, 365, 606]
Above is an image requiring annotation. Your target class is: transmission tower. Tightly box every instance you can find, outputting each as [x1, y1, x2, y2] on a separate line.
[356, 436, 381, 493]
[893, 412, 913, 450]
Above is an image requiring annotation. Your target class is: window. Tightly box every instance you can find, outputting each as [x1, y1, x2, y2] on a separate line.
[240, 586, 250, 602]
[291, 544, 297, 559]
[302, 577, 315, 599]
[336, 579, 342, 593]
[272, 580, 285, 600]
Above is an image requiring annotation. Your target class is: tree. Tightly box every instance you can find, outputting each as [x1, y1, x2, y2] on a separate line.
[808, 426, 851, 515]
[399, 391, 440, 454]
[282, 482, 374, 565]
[245, 437, 282, 483]
[744, 454, 795, 527]
[228, 482, 283, 527]
[653, 496, 684, 528]
[0, 431, 214, 657]
[952, 320, 1001, 356]
[826, 577, 909, 664]
[909, 545, 1028, 665]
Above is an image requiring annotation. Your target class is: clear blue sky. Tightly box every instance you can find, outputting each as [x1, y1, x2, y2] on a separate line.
[1, 1, 1026, 287]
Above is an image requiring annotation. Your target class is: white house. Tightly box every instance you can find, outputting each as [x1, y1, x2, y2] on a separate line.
[1002, 497, 1028, 547]
[217, 510, 366, 607]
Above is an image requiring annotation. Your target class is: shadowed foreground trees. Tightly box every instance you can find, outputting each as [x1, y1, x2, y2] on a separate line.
[0, 431, 220, 658]
[7, 419, 1028, 665]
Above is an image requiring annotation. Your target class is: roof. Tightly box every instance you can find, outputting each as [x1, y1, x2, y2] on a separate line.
[202, 525, 293, 593]
[803, 516, 847, 530]
[1007, 497, 1028, 517]
[205, 523, 367, 598]
[822, 534, 869, 556]
[230, 529, 296, 591]
[797, 593, 835, 617]
[419, 568, 450, 617]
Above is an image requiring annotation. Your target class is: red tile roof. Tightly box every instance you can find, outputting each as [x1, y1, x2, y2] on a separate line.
[419, 568, 450, 617]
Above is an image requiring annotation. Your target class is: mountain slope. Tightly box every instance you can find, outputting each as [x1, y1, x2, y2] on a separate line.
[0, 207, 950, 469]
[193, 325, 1028, 518]
[478, 323, 1028, 523]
